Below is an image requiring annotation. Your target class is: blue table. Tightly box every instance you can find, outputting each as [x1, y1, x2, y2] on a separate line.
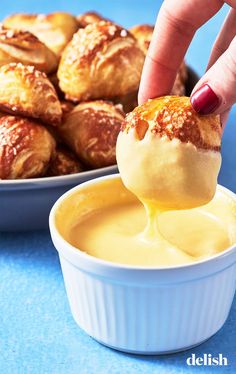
[0, 1, 235, 373]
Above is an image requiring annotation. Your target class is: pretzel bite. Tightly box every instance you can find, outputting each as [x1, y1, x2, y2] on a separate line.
[0, 26, 58, 73]
[59, 100, 125, 168]
[77, 11, 108, 28]
[0, 63, 62, 126]
[0, 115, 56, 179]
[46, 146, 83, 176]
[3, 12, 78, 56]
[117, 96, 222, 209]
[58, 21, 145, 101]
[129, 24, 154, 54]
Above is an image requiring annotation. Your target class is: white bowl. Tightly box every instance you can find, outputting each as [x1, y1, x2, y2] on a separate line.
[49, 174, 236, 354]
[0, 165, 118, 231]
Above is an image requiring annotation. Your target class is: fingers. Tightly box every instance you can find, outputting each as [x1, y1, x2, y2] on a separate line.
[138, 0, 223, 104]
[190, 3, 236, 122]
[191, 35, 236, 115]
[207, 8, 236, 69]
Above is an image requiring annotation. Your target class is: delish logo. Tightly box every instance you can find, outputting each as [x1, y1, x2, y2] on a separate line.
[186, 353, 228, 366]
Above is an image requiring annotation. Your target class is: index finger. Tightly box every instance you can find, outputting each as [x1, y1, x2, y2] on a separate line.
[138, 0, 223, 104]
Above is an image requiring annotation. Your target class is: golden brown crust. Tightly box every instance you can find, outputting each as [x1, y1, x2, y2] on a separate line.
[0, 115, 56, 179]
[129, 24, 154, 53]
[123, 96, 222, 151]
[77, 11, 108, 28]
[3, 12, 79, 56]
[59, 100, 125, 168]
[0, 63, 62, 126]
[46, 146, 83, 176]
[58, 21, 145, 101]
[0, 26, 58, 73]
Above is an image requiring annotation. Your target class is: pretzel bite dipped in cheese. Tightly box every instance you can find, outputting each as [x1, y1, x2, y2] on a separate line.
[0, 63, 62, 126]
[0, 26, 58, 73]
[3, 12, 78, 56]
[59, 100, 125, 168]
[58, 21, 145, 102]
[0, 115, 56, 179]
[116, 96, 222, 209]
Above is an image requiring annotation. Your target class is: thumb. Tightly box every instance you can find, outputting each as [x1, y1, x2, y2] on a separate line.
[190, 35, 236, 117]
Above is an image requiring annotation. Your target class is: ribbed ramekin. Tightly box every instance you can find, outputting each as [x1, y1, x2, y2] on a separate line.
[49, 175, 236, 354]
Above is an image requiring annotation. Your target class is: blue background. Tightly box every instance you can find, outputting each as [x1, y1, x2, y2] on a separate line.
[0, 1, 236, 373]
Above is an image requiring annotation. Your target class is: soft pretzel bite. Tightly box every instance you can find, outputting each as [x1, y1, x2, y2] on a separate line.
[0, 63, 62, 126]
[0, 26, 58, 73]
[0, 115, 56, 179]
[77, 11, 108, 28]
[58, 21, 145, 101]
[3, 12, 78, 56]
[129, 24, 154, 53]
[117, 96, 222, 209]
[59, 100, 125, 168]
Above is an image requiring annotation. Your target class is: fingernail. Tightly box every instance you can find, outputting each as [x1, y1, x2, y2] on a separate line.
[190, 84, 220, 115]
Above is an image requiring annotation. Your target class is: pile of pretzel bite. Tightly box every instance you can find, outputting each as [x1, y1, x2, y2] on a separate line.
[0, 11, 187, 179]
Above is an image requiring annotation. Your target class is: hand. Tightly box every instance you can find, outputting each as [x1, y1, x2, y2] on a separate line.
[138, 0, 236, 126]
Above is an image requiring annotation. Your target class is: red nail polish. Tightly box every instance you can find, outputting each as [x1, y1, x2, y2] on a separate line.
[190, 84, 220, 115]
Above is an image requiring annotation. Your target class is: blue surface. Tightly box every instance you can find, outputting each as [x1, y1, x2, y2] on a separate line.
[0, 1, 236, 373]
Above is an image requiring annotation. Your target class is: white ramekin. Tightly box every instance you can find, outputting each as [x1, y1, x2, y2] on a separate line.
[49, 174, 236, 354]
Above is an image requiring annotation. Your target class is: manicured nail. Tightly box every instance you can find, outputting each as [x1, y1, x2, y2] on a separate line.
[190, 84, 220, 115]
